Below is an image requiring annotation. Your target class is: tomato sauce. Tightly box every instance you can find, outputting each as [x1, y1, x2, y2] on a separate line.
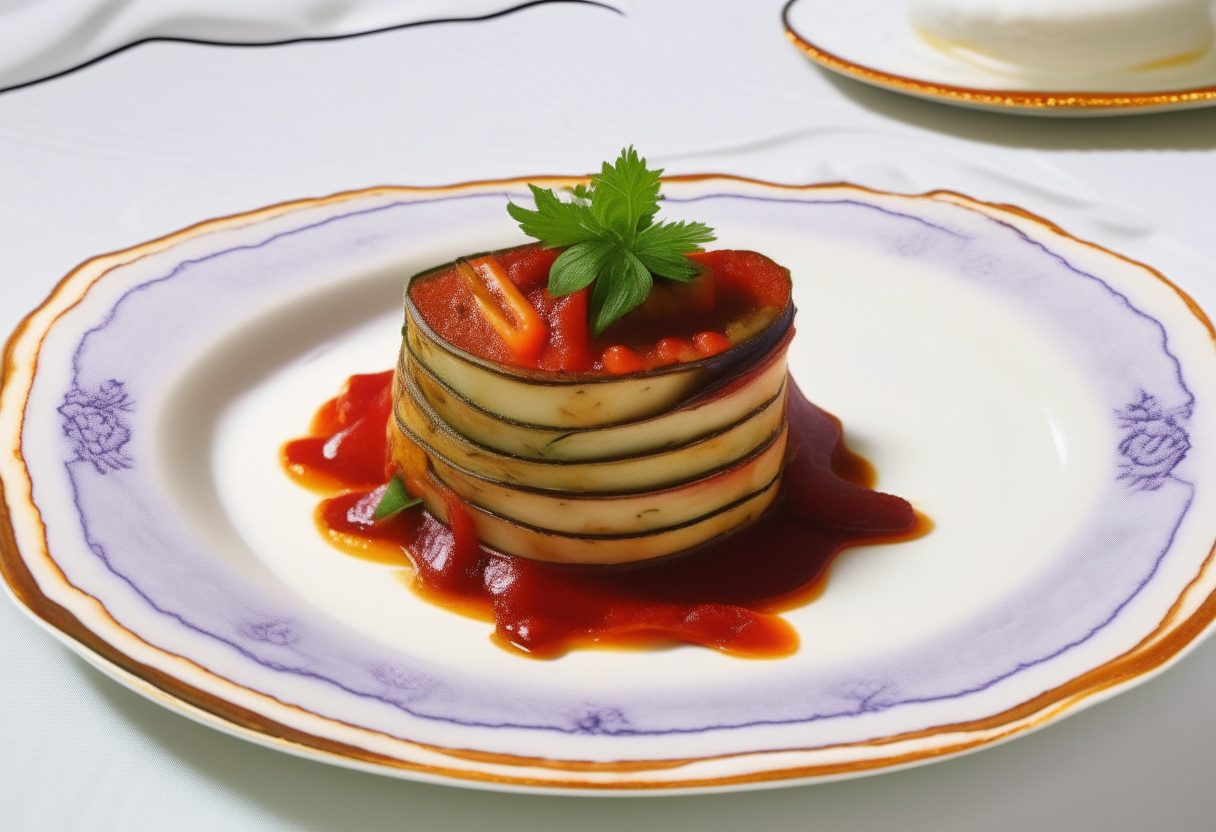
[283, 371, 921, 659]
[407, 245, 793, 374]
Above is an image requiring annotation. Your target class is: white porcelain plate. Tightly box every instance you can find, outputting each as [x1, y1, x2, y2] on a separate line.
[783, 0, 1216, 115]
[3, 179, 1216, 794]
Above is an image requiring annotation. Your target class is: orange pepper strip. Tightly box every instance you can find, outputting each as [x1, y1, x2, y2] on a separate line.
[454, 256, 547, 366]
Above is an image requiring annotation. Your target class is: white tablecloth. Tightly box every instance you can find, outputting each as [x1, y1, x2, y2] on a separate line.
[3, 1, 1216, 828]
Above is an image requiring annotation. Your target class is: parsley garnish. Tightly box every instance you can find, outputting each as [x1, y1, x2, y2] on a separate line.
[507, 147, 716, 336]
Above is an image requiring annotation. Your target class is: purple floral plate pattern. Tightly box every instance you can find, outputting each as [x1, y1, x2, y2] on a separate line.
[3, 180, 1216, 793]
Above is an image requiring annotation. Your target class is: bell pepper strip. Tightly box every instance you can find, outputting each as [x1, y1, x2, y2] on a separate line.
[537, 287, 594, 373]
[454, 256, 547, 367]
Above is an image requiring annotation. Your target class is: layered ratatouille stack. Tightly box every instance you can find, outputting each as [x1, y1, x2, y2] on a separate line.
[386, 149, 797, 565]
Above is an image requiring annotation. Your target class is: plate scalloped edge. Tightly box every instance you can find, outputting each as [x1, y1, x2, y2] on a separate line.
[3, 178, 1216, 794]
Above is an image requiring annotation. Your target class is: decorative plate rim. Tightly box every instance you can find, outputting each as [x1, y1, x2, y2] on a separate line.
[3, 177, 1216, 793]
[781, 0, 1216, 114]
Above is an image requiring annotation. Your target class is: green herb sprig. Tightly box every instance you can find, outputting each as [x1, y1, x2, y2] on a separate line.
[372, 474, 421, 521]
[507, 147, 716, 336]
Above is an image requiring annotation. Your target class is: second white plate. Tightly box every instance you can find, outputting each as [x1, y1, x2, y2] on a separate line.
[783, 0, 1216, 115]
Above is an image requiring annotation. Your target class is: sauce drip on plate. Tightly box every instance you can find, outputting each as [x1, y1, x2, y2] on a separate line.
[284, 371, 923, 658]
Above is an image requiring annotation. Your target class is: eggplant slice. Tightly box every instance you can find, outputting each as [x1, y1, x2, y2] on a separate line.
[404, 275, 794, 429]
[392, 431, 785, 565]
[394, 364, 789, 494]
[403, 325, 793, 461]
[423, 425, 788, 535]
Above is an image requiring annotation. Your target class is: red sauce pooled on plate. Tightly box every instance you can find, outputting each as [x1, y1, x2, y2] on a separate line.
[283, 371, 922, 659]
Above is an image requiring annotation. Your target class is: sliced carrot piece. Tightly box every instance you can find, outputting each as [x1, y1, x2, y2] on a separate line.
[454, 256, 547, 367]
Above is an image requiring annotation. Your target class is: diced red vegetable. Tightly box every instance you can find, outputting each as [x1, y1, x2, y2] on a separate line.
[602, 345, 646, 374]
[653, 337, 699, 366]
[693, 331, 732, 357]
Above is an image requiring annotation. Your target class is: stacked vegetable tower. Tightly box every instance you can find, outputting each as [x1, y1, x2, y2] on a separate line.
[386, 149, 797, 564]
